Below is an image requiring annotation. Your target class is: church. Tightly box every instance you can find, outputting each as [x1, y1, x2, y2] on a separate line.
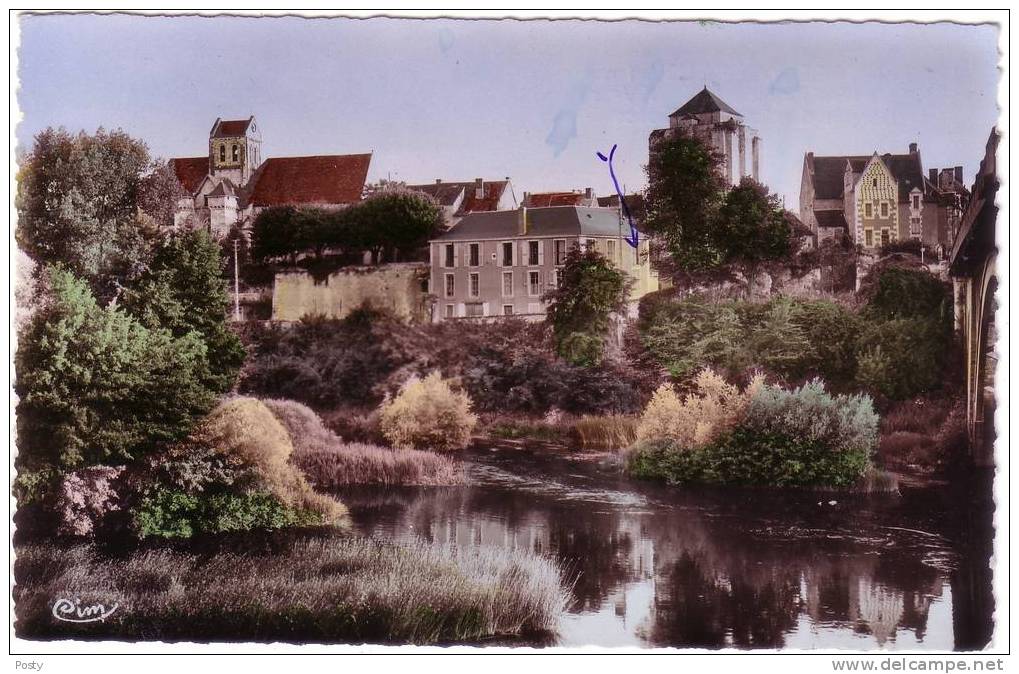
[170, 116, 372, 237]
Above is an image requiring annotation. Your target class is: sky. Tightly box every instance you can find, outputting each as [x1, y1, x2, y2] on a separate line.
[15, 14, 1001, 210]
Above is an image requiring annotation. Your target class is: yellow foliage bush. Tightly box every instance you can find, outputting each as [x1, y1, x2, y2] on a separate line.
[636, 369, 763, 447]
[201, 397, 348, 522]
[379, 373, 478, 451]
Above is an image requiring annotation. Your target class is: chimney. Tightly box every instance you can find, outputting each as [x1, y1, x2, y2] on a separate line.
[909, 142, 918, 154]
[954, 166, 963, 184]
[517, 205, 528, 235]
[929, 168, 938, 183]
[584, 187, 593, 202]
[475, 178, 484, 199]
[435, 178, 442, 184]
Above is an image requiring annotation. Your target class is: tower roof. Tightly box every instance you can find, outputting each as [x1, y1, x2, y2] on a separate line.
[670, 87, 742, 118]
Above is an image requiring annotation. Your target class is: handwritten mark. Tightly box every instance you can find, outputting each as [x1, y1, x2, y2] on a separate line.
[596, 144, 639, 249]
[52, 597, 119, 623]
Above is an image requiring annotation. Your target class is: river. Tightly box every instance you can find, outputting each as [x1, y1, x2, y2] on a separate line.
[337, 444, 995, 650]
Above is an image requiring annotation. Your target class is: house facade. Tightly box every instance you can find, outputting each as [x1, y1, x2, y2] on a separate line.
[799, 143, 968, 250]
[171, 116, 372, 237]
[649, 87, 761, 187]
[428, 205, 658, 321]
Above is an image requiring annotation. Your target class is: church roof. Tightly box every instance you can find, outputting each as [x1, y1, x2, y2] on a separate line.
[207, 180, 237, 198]
[670, 87, 742, 118]
[170, 156, 210, 194]
[212, 117, 254, 138]
[248, 154, 372, 207]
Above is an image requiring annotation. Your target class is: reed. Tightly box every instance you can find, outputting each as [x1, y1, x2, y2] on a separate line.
[572, 415, 639, 450]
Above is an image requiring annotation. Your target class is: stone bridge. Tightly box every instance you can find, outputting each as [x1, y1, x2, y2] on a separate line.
[948, 129, 999, 467]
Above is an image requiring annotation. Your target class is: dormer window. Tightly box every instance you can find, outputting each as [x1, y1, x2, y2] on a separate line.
[232, 144, 239, 162]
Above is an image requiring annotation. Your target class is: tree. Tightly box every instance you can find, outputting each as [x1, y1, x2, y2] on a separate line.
[15, 267, 218, 470]
[348, 189, 444, 263]
[714, 178, 792, 295]
[15, 127, 157, 300]
[644, 129, 726, 279]
[121, 228, 246, 393]
[138, 160, 188, 229]
[250, 205, 300, 263]
[542, 246, 630, 366]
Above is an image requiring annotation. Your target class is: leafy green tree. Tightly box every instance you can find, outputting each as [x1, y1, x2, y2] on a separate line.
[250, 206, 299, 263]
[138, 160, 188, 228]
[542, 246, 630, 366]
[348, 189, 444, 263]
[644, 129, 726, 278]
[15, 127, 157, 300]
[15, 267, 218, 470]
[714, 178, 792, 294]
[121, 228, 245, 392]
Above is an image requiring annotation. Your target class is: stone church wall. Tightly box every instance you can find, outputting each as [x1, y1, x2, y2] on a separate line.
[272, 263, 430, 322]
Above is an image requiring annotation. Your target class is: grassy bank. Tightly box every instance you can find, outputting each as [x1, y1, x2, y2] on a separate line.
[14, 535, 570, 644]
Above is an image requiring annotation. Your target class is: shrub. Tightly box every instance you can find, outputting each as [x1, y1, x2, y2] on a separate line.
[640, 298, 750, 379]
[636, 369, 761, 446]
[856, 318, 949, 399]
[263, 399, 464, 486]
[379, 373, 478, 451]
[53, 466, 126, 537]
[15, 267, 218, 470]
[199, 397, 347, 522]
[629, 379, 878, 488]
[790, 300, 861, 385]
[12, 466, 60, 507]
[572, 415, 639, 450]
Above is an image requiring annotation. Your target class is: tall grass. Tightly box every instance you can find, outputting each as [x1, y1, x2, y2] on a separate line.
[571, 415, 638, 450]
[14, 537, 570, 644]
[263, 399, 464, 486]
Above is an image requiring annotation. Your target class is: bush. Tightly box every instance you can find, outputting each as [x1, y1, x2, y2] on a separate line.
[53, 466, 126, 537]
[790, 300, 861, 385]
[629, 379, 878, 488]
[636, 369, 761, 446]
[379, 373, 478, 451]
[15, 268, 218, 470]
[263, 399, 464, 486]
[856, 318, 949, 400]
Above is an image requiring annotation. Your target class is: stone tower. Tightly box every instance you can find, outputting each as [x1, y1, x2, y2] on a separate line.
[649, 87, 761, 187]
[208, 116, 263, 186]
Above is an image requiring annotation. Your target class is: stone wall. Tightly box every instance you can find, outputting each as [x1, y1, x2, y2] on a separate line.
[272, 263, 430, 322]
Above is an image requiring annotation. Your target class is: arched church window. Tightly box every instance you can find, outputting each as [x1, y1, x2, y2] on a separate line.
[232, 144, 239, 162]
[219, 145, 225, 162]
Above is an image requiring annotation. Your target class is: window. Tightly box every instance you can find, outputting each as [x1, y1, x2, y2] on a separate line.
[502, 271, 513, 297]
[528, 240, 540, 266]
[444, 243, 455, 268]
[501, 241, 514, 266]
[864, 203, 873, 218]
[445, 304, 455, 319]
[872, 178, 878, 187]
[444, 273, 455, 298]
[219, 145, 226, 162]
[469, 273, 480, 298]
[468, 243, 480, 267]
[554, 239, 567, 265]
[865, 229, 873, 247]
[232, 144, 239, 162]
[881, 229, 890, 246]
[528, 271, 540, 296]
[553, 268, 563, 288]
[503, 305, 514, 316]
[880, 202, 889, 218]
[465, 303, 484, 318]
[606, 239, 616, 262]
[912, 194, 920, 209]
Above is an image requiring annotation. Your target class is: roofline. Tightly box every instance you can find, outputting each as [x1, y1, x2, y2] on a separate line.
[429, 232, 628, 244]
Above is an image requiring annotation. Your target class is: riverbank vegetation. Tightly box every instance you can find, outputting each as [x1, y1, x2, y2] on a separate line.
[14, 535, 570, 644]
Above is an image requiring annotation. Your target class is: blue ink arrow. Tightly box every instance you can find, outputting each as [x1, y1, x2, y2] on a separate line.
[597, 144, 639, 249]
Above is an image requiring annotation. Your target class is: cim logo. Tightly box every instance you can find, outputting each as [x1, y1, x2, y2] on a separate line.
[51, 597, 119, 623]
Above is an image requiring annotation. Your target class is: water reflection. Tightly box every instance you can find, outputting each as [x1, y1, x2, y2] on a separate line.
[338, 448, 993, 650]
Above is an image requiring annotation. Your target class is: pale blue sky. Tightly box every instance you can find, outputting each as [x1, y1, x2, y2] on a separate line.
[16, 14, 1000, 209]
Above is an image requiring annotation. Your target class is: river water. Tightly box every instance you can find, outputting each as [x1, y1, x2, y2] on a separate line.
[338, 445, 995, 650]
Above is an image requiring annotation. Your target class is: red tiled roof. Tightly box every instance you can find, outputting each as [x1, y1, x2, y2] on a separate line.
[458, 180, 509, 213]
[249, 154, 371, 207]
[213, 118, 253, 137]
[524, 192, 584, 208]
[170, 156, 210, 194]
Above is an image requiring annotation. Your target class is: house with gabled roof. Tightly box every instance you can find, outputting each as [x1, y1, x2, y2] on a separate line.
[800, 142, 969, 250]
[170, 116, 371, 236]
[404, 178, 516, 226]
